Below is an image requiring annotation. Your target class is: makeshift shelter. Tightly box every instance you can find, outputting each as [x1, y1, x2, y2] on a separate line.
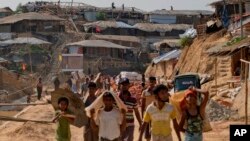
[146, 9, 213, 24]
[0, 37, 51, 54]
[83, 21, 135, 35]
[90, 34, 141, 48]
[0, 37, 52, 70]
[133, 23, 191, 37]
[145, 49, 181, 78]
[0, 37, 51, 45]
[0, 57, 9, 67]
[0, 12, 65, 32]
[153, 39, 180, 54]
[97, 7, 145, 24]
[62, 40, 134, 74]
[0, 7, 13, 18]
[206, 37, 250, 79]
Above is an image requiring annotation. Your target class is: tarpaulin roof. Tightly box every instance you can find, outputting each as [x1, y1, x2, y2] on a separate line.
[92, 34, 141, 43]
[0, 12, 65, 25]
[83, 21, 134, 31]
[66, 40, 132, 49]
[0, 37, 51, 45]
[133, 23, 191, 32]
[152, 49, 181, 64]
[0, 57, 8, 63]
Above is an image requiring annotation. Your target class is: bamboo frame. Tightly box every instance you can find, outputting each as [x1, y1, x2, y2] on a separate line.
[240, 59, 249, 124]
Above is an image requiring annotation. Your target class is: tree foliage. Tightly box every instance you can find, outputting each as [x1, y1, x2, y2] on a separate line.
[96, 12, 106, 20]
[179, 36, 193, 48]
[15, 3, 25, 13]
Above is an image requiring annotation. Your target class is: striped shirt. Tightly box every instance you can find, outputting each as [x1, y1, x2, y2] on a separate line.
[119, 92, 138, 127]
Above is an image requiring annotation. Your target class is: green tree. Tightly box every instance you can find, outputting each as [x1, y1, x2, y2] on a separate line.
[15, 3, 23, 13]
[96, 12, 106, 20]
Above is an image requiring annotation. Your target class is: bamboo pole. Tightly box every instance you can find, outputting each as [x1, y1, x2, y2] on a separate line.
[240, 59, 250, 124]
[240, 59, 250, 64]
[245, 65, 249, 124]
[0, 116, 52, 124]
[215, 57, 218, 95]
[0, 102, 48, 106]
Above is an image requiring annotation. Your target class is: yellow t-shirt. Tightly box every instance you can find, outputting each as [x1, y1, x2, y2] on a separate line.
[143, 102, 176, 136]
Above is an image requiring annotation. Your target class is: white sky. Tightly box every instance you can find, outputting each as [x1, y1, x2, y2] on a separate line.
[0, 0, 218, 11]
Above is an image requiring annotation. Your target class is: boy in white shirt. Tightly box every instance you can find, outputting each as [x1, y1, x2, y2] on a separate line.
[90, 92, 126, 141]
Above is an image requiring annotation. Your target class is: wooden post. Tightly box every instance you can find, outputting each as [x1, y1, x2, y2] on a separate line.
[245, 64, 249, 124]
[241, 48, 244, 80]
[240, 59, 250, 124]
[0, 68, 3, 90]
[215, 57, 218, 95]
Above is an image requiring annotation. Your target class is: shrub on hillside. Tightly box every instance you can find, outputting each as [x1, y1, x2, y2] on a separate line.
[179, 36, 193, 48]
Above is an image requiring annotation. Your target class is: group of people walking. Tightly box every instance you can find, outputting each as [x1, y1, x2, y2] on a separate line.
[51, 73, 209, 141]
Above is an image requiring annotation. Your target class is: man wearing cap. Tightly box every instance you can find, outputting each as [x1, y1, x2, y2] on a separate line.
[119, 78, 142, 141]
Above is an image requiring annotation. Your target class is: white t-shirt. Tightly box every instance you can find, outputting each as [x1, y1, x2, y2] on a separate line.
[96, 108, 122, 140]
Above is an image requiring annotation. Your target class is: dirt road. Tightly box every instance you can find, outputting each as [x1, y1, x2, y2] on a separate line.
[0, 103, 243, 141]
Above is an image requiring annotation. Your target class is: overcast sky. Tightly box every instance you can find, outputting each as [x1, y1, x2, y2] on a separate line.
[0, 0, 218, 11]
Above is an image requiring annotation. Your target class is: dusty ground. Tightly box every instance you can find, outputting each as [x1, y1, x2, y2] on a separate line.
[0, 103, 245, 141]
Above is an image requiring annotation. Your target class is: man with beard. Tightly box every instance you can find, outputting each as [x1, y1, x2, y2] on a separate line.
[138, 84, 181, 141]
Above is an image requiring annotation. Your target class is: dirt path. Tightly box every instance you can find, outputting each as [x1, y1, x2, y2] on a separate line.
[1, 103, 245, 141]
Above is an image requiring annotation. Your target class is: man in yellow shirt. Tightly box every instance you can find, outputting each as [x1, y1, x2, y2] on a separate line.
[138, 84, 181, 141]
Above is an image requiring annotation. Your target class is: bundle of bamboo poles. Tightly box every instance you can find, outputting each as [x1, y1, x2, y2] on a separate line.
[0, 102, 49, 106]
[0, 116, 53, 124]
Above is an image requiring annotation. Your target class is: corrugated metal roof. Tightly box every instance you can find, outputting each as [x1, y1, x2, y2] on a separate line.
[148, 10, 214, 16]
[152, 49, 181, 64]
[0, 12, 65, 25]
[66, 40, 132, 49]
[0, 37, 51, 45]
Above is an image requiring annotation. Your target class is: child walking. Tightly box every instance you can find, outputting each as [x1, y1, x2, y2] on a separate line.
[90, 92, 126, 141]
[52, 97, 75, 141]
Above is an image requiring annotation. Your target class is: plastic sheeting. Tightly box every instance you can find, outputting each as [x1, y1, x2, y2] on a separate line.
[152, 49, 181, 64]
[116, 71, 142, 83]
[179, 28, 197, 38]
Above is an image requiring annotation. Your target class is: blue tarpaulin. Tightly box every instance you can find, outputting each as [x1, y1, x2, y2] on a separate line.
[221, 1, 229, 28]
[152, 49, 181, 64]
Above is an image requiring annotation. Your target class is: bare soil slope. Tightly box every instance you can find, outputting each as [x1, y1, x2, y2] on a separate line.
[174, 31, 229, 77]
